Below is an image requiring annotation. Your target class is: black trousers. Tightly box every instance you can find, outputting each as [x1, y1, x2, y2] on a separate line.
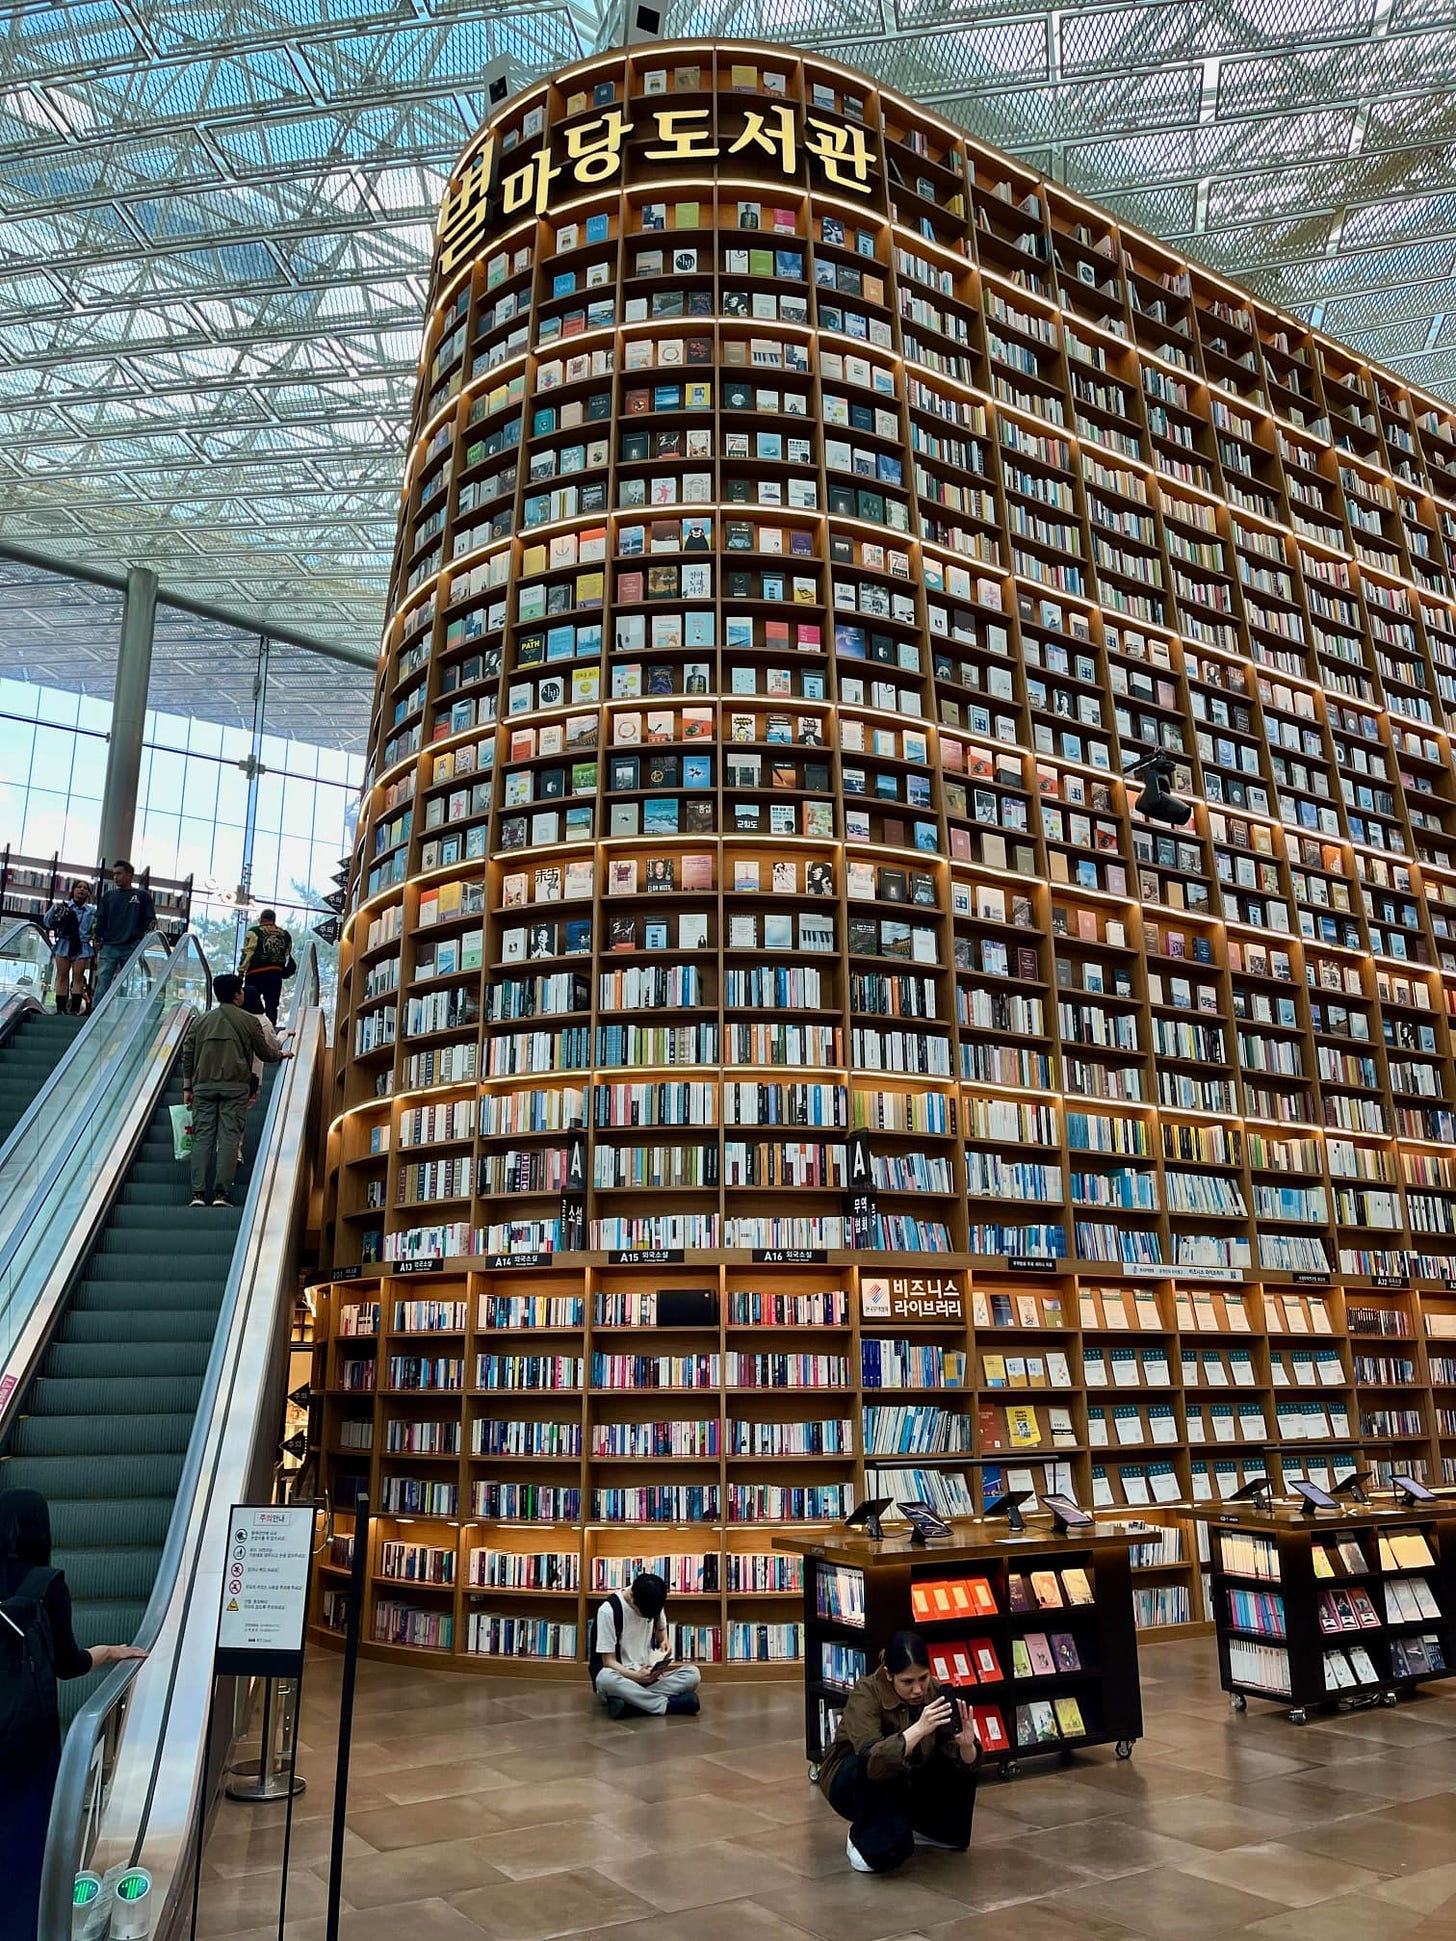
[246, 966, 284, 1024]
[827, 1749, 977, 1873]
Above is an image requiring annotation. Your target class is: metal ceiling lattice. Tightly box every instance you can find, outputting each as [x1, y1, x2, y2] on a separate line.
[2, 0, 1455, 653]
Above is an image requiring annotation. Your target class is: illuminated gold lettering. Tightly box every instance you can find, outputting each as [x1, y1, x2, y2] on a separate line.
[805, 114, 877, 193]
[645, 107, 718, 161]
[436, 137, 495, 276]
[502, 148, 561, 217]
[727, 103, 797, 175]
[564, 109, 634, 185]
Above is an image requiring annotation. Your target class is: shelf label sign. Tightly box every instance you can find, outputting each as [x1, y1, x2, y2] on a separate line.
[753, 1249, 827, 1264]
[393, 1256, 444, 1276]
[861, 1274, 964, 1323]
[1007, 1256, 1059, 1274]
[486, 1251, 550, 1269]
[330, 1265, 363, 1282]
[609, 1249, 684, 1264]
[215, 1504, 315, 1676]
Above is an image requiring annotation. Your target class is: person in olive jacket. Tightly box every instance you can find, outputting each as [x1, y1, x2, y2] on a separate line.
[181, 973, 286, 1207]
[818, 1629, 981, 1873]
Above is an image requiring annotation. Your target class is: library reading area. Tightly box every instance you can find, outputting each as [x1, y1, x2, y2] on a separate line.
[236, 32, 1456, 1940]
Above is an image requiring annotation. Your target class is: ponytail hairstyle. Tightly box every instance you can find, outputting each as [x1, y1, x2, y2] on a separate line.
[881, 1629, 932, 1676]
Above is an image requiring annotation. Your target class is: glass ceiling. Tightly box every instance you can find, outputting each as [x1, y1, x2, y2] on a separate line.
[1, 0, 1453, 654]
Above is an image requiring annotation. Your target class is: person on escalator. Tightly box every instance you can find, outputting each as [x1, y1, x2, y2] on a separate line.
[181, 973, 288, 1209]
[242, 984, 290, 1108]
[0, 1487, 146, 1941]
[43, 879, 94, 1014]
[92, 860, 155, 1002]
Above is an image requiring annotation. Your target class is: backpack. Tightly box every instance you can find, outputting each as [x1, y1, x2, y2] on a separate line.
[587, 1593, 625, 1685]
[0, 1566, 60, 1773]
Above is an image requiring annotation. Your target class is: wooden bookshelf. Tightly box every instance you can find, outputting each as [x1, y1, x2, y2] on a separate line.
[321, 39, 1456, 1674]
[1189, 1500, 1456, 1723]
[776, 1519, 1144, 1776]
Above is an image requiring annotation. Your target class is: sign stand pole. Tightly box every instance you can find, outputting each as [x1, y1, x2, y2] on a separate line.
[198, 1504, 317, 1941]
[325, 1491, 369, 1941]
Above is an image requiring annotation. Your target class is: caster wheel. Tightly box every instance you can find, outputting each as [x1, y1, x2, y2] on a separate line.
[1115, 1739, 1134, 1760]
[1288, 1708, 1307, 1726]
[808, 1764, 820, 1785]
[1382, 1692, 1399, 1708]
[998, 1760, 1020, 1781]
[1230, 1693, 1247, 1712]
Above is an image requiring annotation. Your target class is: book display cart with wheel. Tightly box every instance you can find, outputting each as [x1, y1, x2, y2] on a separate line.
[774, 1518, 1143, 1778]
[317, 35, 1456, 1679]
[1188, 1499, 1456, 1724]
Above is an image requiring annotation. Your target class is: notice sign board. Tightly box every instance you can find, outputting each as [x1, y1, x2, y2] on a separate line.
[215, 1504, 315, 1677]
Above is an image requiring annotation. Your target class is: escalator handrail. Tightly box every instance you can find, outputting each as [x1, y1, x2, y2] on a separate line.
[0, 923, 202, 1257]
[40, 944, 323, 1937]
[0, 916, 57, 1043]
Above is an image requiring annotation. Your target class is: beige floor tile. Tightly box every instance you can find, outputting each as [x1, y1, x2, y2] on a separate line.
[449, 1867, 659, 1940]
[1175, 1840, 1386, 1907]
[313, 1834, 507, 1909]
[591, 1836, 804, 1911]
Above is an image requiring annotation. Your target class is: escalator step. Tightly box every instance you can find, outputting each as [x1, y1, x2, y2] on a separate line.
[70, 1280, 225, 1311]
[62, 1548, 162, 1603]
[10, 1412, 197, 1456]
[67, 1599, 150, 1646]
[60, 1308, 218, 1344]
[25, 1376, 202, 1417]
[0, 1453, 187, 1499]
[42, 1342, 211, 1379]
[119, 1185, 227, 1208]
[48, 1499, 174, 1550]
[102, 1208, 242, 1239]
[87, 1251, 233, 1279]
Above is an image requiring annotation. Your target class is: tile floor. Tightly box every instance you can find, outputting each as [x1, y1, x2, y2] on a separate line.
[197, 1640, 1456, 1940]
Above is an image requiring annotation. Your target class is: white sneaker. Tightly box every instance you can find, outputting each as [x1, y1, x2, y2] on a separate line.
[846, 1835, 874, 1874]
[913, 1832, 962, 1851]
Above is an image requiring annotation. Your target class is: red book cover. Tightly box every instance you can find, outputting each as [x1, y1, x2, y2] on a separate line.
[972, 1705, 1009, 1752]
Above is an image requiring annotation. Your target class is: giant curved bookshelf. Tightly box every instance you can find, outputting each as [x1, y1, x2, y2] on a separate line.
[313, 39, 1456, 1676]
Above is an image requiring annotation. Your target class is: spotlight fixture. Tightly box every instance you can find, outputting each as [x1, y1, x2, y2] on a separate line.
[1126, 750, 1193, 827]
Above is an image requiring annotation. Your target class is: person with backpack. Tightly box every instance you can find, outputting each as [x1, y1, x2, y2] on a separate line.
[817, 1629, 981, 1874]
[591, 1571, 701, 1718]
[42, 879, 94, 1014]
[0, 1488, 145, 1941]
[238, 908, 296, 1025]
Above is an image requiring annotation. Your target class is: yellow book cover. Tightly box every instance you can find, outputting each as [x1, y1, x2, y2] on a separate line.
[1006, 1404, 1041, 1447]
[982, 1354, 1007, 1387]
[1053, 1696, 1086, 1736]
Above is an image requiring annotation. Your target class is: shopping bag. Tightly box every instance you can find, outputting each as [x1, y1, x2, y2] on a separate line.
[170, 1103, 194, 1160]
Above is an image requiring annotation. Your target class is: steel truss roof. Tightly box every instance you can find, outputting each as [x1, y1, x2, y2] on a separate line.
[1, 0, 1454, 653]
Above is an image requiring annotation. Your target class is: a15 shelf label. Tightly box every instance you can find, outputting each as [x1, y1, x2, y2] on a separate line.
[609, 1249, 684, 1264]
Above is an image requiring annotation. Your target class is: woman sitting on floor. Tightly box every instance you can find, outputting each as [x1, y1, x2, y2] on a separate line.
[817, 1628, 981, 1873]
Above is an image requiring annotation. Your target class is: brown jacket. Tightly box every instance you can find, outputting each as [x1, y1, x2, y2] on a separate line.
[817, 1666, 979, 1798]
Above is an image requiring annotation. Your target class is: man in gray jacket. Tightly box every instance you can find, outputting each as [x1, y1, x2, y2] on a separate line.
[182, 973, 286, 1206]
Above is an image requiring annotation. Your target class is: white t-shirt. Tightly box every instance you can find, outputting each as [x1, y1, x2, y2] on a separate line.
[596, 1595, 664, 1671]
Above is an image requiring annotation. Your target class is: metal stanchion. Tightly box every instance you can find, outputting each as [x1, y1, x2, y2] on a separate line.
[225, 1675, 306, 1802]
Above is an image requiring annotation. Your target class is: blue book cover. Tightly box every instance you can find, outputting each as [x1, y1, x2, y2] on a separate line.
[585, 212, 609, 243]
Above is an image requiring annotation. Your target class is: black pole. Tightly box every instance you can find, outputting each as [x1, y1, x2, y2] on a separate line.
[325, 1495, 368, 1941]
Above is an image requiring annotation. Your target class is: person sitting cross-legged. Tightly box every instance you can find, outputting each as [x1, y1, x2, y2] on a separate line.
[592, 1571, 702, 1719]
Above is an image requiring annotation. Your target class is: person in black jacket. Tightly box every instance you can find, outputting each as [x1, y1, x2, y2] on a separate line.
[0, 1490, 144, 1941]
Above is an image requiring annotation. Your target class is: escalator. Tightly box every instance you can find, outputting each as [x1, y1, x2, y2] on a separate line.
[0, 1007, 86, 1146]
[8, 950, 327, 1938]
[0, 1050, 280, 1711]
